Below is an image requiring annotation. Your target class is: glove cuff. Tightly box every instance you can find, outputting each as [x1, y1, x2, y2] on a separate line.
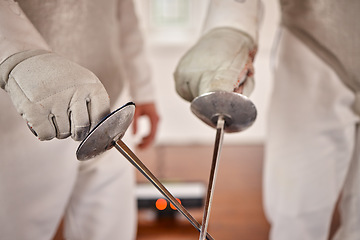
[0, 49, 50, 89]
[174, 27, 256, 101]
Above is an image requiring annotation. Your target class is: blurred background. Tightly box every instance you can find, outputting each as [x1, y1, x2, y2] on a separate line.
[131, 0, 280, 239]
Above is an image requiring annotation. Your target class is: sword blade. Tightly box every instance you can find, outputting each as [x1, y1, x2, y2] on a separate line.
[199, 116, 225, 240]
[114, 140, 215, 240]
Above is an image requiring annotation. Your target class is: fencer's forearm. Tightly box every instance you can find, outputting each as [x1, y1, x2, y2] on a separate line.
[0, 0, 50, 66]
[118, 0, 155, 104]
[202, 0, 263, 43]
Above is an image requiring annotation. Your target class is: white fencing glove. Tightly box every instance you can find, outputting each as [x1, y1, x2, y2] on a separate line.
[0, 50, 110, 141]
[174, 27, 257, 102]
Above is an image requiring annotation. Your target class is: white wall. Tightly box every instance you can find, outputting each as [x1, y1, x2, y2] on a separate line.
[134, 0, 280, 145]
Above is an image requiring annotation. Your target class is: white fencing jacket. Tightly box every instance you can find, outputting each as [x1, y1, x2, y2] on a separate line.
[0, 0, 155, 105]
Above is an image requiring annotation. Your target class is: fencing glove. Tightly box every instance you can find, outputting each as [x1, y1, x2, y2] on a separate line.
[0, 50, 110, 141]
[174, 27, 257, 102]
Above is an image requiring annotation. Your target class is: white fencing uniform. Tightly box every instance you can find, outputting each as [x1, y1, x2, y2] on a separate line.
[265, 1, 360, 239]
[174, 0, 360, 239]
[265, 28, 360, 240]
[0, 0, 155, 239]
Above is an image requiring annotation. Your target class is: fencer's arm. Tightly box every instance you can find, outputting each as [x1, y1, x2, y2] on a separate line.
[117, 0, 160, 148]
[0, 0, 51, 64]
[0, 0, 110, 141]
[202, 0, 262, 44]
[117, 0, 155, 104]
[174, 0, 263, 102]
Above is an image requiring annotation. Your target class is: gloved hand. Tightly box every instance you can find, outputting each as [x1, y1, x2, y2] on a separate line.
[174, 27, 257, 102]
[0, 50, 110, 141]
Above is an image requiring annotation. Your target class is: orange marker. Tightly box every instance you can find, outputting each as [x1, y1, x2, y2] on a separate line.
[170, 198, 181, 210]
[155, 198, 167, 210]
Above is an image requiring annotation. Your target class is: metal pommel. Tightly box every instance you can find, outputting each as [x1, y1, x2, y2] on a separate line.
[190, 91, 257, 133]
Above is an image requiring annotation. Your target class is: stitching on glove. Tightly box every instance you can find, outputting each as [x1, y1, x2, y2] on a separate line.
[85, 97, 94, 124]
[48, 113, 59, 138]
[7, 75, 33, 103]
[7, 71, 79, 102]
[185, 81, 194, 100]
[13, 80, 98, 103]
[0, 50, 50, 88]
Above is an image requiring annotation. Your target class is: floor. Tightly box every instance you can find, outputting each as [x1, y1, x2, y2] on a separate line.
[135, 144, 270, 240]
[54, 144, 340, 240]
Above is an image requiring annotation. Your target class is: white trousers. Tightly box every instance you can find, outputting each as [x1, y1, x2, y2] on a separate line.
[264, 28, 360, 240]
[0, 91, 137, 240]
